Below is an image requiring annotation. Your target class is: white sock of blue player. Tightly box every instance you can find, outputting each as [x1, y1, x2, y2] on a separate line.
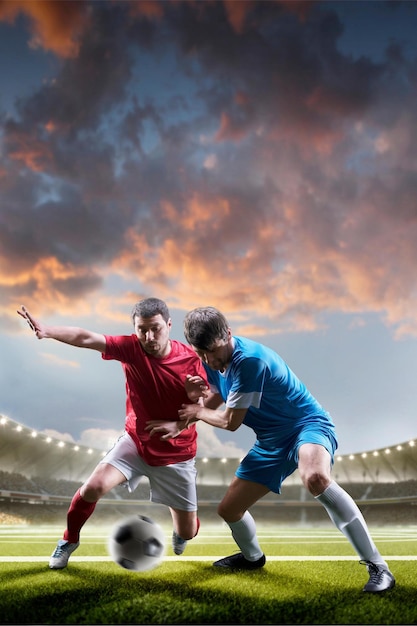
[316, 481, 387, 567]
[227, 510, 264, 561]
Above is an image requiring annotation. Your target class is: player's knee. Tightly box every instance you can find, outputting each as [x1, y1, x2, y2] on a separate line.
[302, 471, 330, 497]
[217, 501, 239, 521]
[217, 501, 227, 519]
[80, 482, 105, 501]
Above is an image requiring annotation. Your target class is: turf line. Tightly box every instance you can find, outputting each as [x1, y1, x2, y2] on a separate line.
[1, 555, 416, 563]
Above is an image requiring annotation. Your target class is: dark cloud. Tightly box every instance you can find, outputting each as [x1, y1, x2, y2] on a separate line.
[1, 0, 417, 337]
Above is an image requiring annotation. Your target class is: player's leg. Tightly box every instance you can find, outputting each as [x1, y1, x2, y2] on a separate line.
[169, 508, 199, 539]
[214, 476, 269, 569]
[49, 462, 127, 570]
[147, 459, 198, 555]
[69, 462, 127, 535]
[169, 508, 200, 555]
[50, 433, 137, 569]
[298, 442, 395, 593]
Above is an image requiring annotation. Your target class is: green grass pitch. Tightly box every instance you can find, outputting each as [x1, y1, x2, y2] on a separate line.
[1, 523, 416, 624]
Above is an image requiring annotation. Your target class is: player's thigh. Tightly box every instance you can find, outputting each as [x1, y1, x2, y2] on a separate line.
[218, 476, 270, 521]
[81, 462, 127, 498]
[149, 459, 197, 511]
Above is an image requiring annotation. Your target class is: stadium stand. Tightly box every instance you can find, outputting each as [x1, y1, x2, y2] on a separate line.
[1, 414, 417, 527]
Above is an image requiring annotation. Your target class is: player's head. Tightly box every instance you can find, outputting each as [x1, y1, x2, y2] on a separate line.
[183, 306, 232, 371]
[132, 298, 172, 357]
[131, 298, 170, 324]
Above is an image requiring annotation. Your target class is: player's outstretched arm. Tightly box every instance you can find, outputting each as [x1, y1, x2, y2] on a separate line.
[17, 305, 106, 351]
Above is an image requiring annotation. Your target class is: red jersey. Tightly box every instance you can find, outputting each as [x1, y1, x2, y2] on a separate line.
[102, 335, 206, 466]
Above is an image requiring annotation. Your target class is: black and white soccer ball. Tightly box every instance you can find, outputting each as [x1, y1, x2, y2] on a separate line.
[108, 514, 165, 572]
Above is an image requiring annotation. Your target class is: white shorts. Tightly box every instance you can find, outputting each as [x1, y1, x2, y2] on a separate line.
[100, 432, 197, 512]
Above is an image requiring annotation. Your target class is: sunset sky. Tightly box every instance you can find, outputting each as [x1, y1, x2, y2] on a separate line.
[2, 0, 417, 459]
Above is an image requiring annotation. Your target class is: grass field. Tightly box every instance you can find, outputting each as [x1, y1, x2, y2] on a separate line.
[1, 522, 416, 624]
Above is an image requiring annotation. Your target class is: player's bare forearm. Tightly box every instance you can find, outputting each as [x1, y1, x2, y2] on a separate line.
[178, 402, 244, 431]
[17, 305, 105, 351]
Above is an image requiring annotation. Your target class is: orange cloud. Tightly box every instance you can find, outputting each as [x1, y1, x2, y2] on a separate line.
[223, 0, 256, 34]
[8, 141, 52, 172]
[127, 0, 165, 20]
[105, 197, 417, 339]
[223, 0, 313, 34]
[161, 194, 231, 231]
[215, 111, 248, 142]
[40, 353, 80, 369]
[0, 0, 89, 58]
[5, 256, 99, 320]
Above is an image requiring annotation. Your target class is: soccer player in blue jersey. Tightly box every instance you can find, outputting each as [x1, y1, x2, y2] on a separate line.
[178, 306, 394, 593]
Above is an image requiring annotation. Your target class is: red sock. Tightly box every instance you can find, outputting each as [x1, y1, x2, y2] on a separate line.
[63, 488, 97, 543]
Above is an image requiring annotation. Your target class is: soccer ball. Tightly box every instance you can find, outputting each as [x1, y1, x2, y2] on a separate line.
[108, 514, 165, 572]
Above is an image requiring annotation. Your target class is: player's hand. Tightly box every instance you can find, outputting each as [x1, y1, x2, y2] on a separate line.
[185, 374, 209, 403]
[178, 402, 200, 422]
[16, 305, 44, 338]
[145, 420, 185, 440]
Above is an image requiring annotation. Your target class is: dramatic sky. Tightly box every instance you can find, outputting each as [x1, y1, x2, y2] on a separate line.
[2, 0, 417, 459]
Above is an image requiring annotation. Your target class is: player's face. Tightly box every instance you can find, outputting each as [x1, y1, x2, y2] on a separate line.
[134, 314, 172, 358]
[193, 332, 233, 372]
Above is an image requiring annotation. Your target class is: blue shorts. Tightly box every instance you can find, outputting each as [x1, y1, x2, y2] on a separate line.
[235, 423, 338, 494]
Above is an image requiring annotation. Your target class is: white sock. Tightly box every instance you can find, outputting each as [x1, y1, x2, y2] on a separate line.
[227, 511, 263, 561]
[316, 481, 387, 567]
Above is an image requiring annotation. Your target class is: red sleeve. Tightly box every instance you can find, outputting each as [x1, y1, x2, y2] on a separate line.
[101, 335, 138, 362]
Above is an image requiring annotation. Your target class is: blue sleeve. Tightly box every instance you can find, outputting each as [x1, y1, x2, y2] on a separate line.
[227, 357, 266, 409]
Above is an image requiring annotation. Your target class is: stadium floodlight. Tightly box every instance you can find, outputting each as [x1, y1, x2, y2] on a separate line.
[373, 451, 379, 457]
[73, 445, 79, 451]
[58, 441, 65, 448]
[361, 453, 367, 458]
[0, 416, 7, 425]
[31, 431, 37, 438]
[396, 445, 402, 451]
[349, 454, 354, 460]
[385, 448, 391, 454]
[409, 440, 415, 447]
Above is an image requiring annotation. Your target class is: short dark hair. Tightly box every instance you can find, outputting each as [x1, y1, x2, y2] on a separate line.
[131, 298, 170, 324]
[183, 306, 229, 350]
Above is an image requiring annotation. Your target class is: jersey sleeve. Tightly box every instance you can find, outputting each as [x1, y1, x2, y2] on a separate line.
[226, 356, 266, 409]
[101, 335, 136, 362]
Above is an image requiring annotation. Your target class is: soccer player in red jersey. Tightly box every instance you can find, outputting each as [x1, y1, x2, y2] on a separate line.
[18, 298, 205, 569]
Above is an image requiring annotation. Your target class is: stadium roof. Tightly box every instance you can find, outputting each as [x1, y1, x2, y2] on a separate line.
[1, 414, 417, 484]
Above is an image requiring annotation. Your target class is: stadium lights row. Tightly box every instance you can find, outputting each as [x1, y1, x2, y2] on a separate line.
[1, 414, 416, 464]
[0, 415, 106, 458]
[335, 440, 415, 462]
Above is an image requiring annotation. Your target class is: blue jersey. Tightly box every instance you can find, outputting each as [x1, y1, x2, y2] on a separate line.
[203, 336, 337, 451]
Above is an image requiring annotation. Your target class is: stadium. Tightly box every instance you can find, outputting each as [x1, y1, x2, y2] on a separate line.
[1, 413, 417, 625]
[1, 414, 417, 527]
